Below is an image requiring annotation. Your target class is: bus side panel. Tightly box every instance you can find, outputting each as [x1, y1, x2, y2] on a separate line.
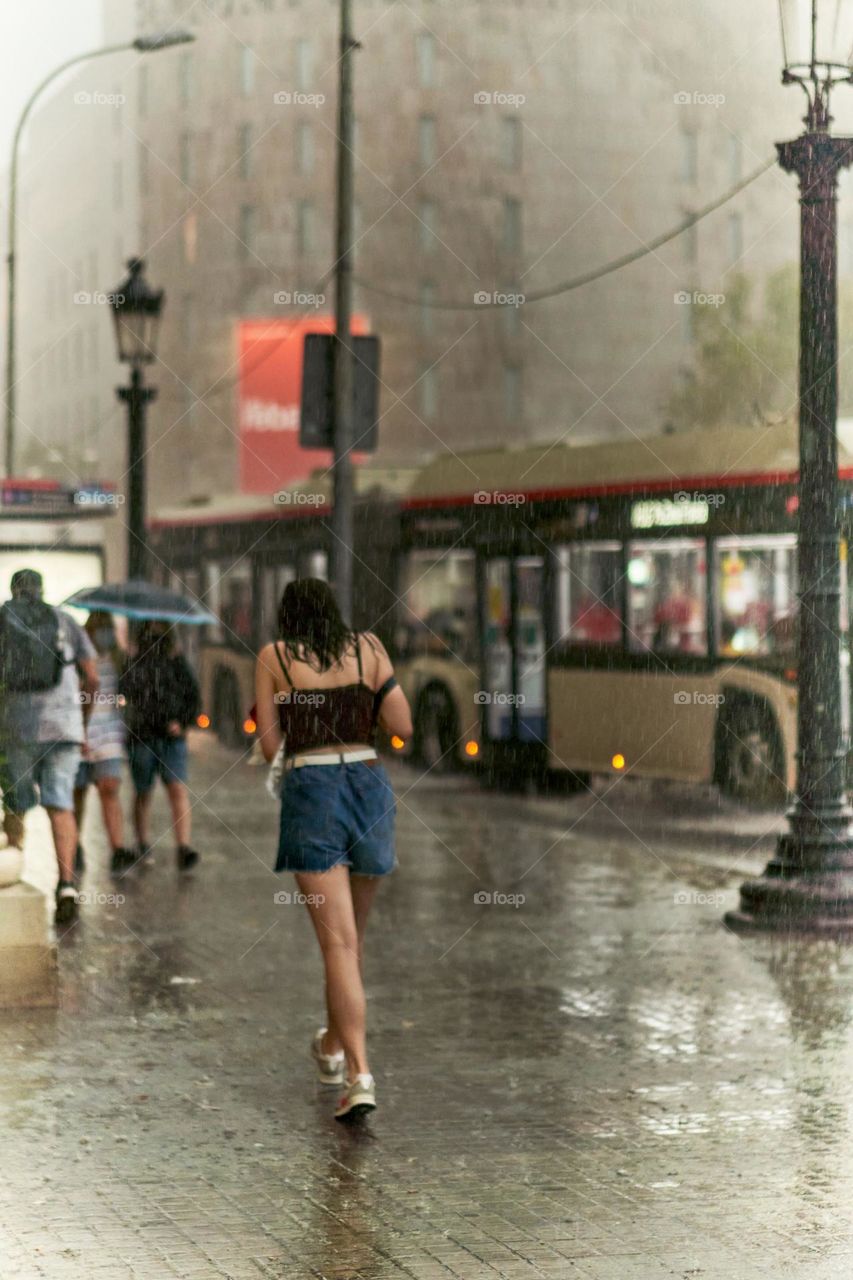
[396, 657, 481, 762]
[199, 647, 256, 733]
[547, 669, 718, 783]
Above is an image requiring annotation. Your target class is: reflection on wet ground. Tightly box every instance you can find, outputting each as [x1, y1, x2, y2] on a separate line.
[2, 738, 853, 1278]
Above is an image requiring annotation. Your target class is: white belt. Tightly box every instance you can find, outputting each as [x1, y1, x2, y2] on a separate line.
[288, 748, 378, 770]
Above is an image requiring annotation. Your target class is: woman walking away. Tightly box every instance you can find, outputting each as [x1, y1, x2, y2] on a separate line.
[120, 621, 201, 872]
[255, 579, 412, 1121]
[73, 611, 134, 876]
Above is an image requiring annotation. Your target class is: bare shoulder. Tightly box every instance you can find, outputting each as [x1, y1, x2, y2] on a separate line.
[256, 641, 280, 670]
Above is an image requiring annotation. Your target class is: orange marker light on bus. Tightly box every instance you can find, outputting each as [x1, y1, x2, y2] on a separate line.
[243, 718, 257, 735]
[611, 753, 626, 771]
[197, 714, 210, 729]
[390, 735, 405, 750]
[465, 741, 480, 757]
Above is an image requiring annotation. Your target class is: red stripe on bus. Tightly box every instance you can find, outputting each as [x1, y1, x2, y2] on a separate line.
[147, 503, 332, 530]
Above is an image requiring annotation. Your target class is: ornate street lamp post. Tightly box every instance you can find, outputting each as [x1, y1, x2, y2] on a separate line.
[727, 0, 853, 931]
[109, 258, 164, 582]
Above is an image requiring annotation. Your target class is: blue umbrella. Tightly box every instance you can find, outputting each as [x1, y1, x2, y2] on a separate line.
[63, 579, 218, 625]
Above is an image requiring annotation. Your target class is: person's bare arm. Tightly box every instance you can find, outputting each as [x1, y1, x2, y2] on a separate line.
[255, 644, 283, 764]
[78, 657, 99, 727]
[365, 633, 413, 741]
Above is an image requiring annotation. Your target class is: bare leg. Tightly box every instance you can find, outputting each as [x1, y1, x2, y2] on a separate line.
[296, 867, 370, 1080]
[320, 874, 382, 1056]
[46, 807, 77, 884]
[3, 809, 25, 850]
[73, 786, 87, 833]
[95, 777, 124, 851]
[165, 781, 191, 848]
[134, 790, 154, 847]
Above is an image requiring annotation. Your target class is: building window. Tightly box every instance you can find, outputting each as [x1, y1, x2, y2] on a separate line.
[419, 365, 438, 419]
[179, 51, 193, 106]
[418, 199, 437, 252]
[504, 364, 521, 421]
[238, 124, 252, 180]
[416, 31, 436, 88]
[179, 132, 192, 186]
[297, 121, 314, 174]
[419, 282, 435, 335]
[241, 47, 255, 97]
[296, 37, 313, 90]
[679, 128, 698, 184]
[729, 134, 743, 184]
[728, 211, 743, 265]
[502, 197, 522, 256]
[501, 117, 522, 170]
[419, 115, 437, 167]
[297, 200, 315, 255]
[240, 205, 256, 257]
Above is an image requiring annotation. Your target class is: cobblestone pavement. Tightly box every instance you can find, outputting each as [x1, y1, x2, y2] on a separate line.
[3, 737, 853, 1279]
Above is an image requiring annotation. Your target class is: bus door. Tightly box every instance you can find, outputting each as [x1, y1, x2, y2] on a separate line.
[482, 555, 547, 745]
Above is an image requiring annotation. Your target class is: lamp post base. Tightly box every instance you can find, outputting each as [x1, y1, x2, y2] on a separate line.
[726, 860, 853, 934]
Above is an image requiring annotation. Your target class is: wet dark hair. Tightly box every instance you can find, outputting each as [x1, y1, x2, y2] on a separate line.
[277, 578, 356, 671]
[137, 619, 177, 656]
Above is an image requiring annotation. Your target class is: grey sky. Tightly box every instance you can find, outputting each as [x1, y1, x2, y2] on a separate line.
[0, 1, 103, 161]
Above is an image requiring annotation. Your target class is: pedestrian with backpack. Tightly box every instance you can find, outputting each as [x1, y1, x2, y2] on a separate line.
[119, 620, 202, 871]
[0, 569, 99, 924]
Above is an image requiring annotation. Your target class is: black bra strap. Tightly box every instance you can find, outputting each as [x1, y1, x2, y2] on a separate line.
[355, 632, 364, 684]
[273, 641, 292, 687]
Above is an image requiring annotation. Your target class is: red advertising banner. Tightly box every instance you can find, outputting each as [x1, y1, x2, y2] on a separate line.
[237, 315, 369, 494]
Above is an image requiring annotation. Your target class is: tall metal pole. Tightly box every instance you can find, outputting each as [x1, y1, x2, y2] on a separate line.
[331, 0, 357, 620]
[119, 364, 156, 580]
[727, 125, 853, 932]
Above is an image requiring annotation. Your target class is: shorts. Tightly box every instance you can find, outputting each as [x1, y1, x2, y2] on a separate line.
[2, 740, 81, 814]
[75, 757, 125, 789]
[128, 737, 189, 793]
[276, 761, 396, 876]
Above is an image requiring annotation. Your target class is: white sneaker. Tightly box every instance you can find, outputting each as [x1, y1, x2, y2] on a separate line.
[334, 1073, 376, 1121]
[311, 1027, 345, 1084]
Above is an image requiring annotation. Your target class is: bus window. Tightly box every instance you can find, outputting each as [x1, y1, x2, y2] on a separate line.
[204, 561, 224, 643]
[628, 539, 707, 655]
[397, 549, 476, 662]
[218, 560, 254, 649]
[555, 543, 622, 646]
[714, 535, 797, 656]
[302, 549, 328, 580]
[260, 563, 297, 644]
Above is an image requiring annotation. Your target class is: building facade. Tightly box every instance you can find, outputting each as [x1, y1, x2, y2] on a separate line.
[14, 0, 831, 523]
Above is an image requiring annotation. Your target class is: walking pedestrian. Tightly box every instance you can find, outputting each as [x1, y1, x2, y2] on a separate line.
[119, 620, 201, 871]
[0, 569, 98, 924]
[254, 578, 413, 1121]
[73, 611, 134, 876]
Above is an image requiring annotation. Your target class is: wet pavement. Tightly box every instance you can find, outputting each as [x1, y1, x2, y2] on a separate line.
[3, 737, 853, 1279]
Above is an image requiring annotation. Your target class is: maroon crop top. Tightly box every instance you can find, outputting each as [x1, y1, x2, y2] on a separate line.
[274, 636, 376, 755]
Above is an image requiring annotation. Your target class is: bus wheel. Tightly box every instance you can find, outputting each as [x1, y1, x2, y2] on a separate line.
[717, 702, 784, 807]
[414, 686, 458, 772]
[213, 671, 243, 749]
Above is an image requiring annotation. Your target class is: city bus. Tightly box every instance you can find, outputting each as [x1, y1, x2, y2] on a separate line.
[0, 479, 115, 603]
[149, 421, 853, 805]
[147, 468, 415, 747]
